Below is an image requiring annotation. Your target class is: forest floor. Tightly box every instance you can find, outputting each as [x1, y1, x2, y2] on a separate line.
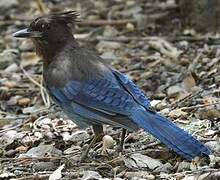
[0, 0, 219, 179]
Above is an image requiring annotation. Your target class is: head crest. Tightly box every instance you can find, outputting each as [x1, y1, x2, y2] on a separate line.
[48, 11, 80, 24]
[34, 11, 80, 25]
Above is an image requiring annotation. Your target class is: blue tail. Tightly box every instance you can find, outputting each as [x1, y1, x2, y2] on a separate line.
[130, 108, 211, 160]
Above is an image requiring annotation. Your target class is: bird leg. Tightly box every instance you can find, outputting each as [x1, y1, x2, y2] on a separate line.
[117, 128, 127, 153]
[80, 125, 104, 162]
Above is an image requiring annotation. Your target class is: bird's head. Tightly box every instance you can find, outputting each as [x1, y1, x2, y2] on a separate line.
[13, 11, 79, 59]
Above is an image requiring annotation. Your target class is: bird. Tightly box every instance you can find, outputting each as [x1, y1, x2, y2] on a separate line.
[13, 11, 210, 161]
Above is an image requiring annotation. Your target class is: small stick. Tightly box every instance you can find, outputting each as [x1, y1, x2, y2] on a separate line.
[77, 19, 136, 26]
[20, 65, 50, 107]
[180, 101, 220, 111]
[95, 35, 220, 43]
[170, 89, 203, 109]
[35, 0, 47, 15]
[0, 117, 31, 134]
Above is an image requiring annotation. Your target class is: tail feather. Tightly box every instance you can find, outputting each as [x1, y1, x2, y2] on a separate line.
[130, 108, 211, 160]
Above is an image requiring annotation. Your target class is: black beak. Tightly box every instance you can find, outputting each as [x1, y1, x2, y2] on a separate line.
[13, 28, 42, 38]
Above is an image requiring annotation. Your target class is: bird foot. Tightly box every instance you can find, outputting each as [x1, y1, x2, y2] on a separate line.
[79, 133, 103, 162]
[116, 144, 124, 153]
[79, 144, 90, 162]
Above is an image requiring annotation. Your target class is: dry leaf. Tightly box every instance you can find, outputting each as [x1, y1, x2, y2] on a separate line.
[81, 171, 102, 180]
[148, 38, 181, 59]
[182, 72, 196, 92]
[49, 164, 65, 180]
[168, 109, 188, 118]
[21, 144, 62, 158]
[124, 153, 163, 170]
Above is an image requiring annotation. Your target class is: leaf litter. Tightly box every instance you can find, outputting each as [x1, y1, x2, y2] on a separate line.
[0, 0, 220, 179]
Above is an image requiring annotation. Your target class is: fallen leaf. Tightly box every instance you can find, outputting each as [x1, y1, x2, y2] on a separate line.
[167, 85, 184, 98]
[16, 146, 28, 153]
[148, 38, 181, 59]
[124, 153, 163, 170]
[20, 144, 62, 158]
[49, 164, 65, 180]
[168, 109, 188, 118]
[182, 72, 196, 92]
[81, 170, 102, 180]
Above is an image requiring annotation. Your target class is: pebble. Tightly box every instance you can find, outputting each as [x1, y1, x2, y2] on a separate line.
[160, 108, 170, 115]
[0, 0, 18, 13]
[101, 51, 118, 60]
[0, 49, 18, 70]
[33, 162, 56, 171]
[126, 23, 135, 32]
[102, 135, 115, 155]
[177, 161, 190, 172]
[103, 25, 119, 37]
[4, 63, 19, 73]
[205, 141, 220, 152]
[68, 130, 89, 143]
[167, 85, 183, 97]
[150, 100, 161, 108]
[81, 171, 102, 180]
[3, 81, 17, 88]
[178, 41, 189, 49]
[21, 144, 62, 158]
[17, 98, 31, 106]
[7, 95, 21, 105]
[154, 162, 173, 173]
[102, 135, 115, 149]
[96, 41, 121, 51]
[5, 149, 17, 157]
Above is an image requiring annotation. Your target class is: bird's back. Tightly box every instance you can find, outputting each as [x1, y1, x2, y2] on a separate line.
[43, 44, 116, 89]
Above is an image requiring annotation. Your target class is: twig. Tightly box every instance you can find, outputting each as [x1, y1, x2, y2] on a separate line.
[32, 115, 47, 130]
[0, 156, 64, 162]
[13, 174, 50, 180]
[20, 65, 50, 108]
[94, 35, 220, 43]
[40, 76, 51, 108]
[0, 118, 31, 134]
[35, 0, 47, 15]
[98, 36, 181, 59]
[180, 101, 220, 111]
[170, 89, 203, 109]
[77, 12, 168, 26]
[144, 2, 178, 10]
[96, 36, 164, 42]
[77, 19, 136, 26]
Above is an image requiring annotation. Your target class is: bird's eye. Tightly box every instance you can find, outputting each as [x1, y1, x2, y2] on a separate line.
[41, 23, 50, 30]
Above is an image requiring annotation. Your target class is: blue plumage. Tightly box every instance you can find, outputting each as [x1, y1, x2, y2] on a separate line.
[49, 67, 211, 160]
[14, 10, 210, 160]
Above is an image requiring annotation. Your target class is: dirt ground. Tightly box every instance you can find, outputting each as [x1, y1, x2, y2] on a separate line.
[0, 0, 219, 179]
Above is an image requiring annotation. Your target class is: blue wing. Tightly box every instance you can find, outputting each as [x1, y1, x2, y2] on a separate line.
[48, 67, 155, 130]
[111, 69, 154, 111]
[48, 68, 211, 159]
[51, 79, 136, 114]
[49, 77, 139, 130]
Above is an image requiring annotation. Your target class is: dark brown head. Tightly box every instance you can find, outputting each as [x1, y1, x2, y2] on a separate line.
[14, 11, 79, 59]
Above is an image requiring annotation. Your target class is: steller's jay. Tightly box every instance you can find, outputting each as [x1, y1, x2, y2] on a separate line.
[14, 11, 210, 161]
